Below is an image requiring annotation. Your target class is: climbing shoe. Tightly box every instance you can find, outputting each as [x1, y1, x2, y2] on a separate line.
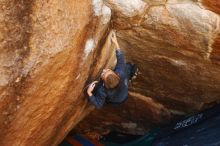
[130, 64, 138, 80]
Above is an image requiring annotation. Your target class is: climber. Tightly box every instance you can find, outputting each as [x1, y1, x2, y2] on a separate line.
[87, 32, 138, 109]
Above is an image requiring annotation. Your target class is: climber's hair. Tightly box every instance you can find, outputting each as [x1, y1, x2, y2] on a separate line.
[103, 72, 120, 89]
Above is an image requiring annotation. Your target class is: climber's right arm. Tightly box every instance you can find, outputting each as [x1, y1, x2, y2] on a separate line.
[111, 31, 126, 78]
[111, 31, 120, 49]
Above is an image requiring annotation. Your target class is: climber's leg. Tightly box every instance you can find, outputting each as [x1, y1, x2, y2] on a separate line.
[125, 62, 138, 81]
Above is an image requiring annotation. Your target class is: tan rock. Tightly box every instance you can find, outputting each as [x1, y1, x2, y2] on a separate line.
[107, 0, 220, 112]
[75, 91, 171, 136]
[0, 0, 112, 146]
[74, 0, 220, 138]
[0, 0, 220, 145]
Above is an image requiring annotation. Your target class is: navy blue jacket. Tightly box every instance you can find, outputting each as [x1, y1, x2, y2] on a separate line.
[88, 50, 128, 109]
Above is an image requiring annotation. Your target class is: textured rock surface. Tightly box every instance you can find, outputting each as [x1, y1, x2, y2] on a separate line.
[106, 0, 220, 112]
[0, 0, 112, 146]
[201, 0, 220, 15]
[75, 91, 171, 136]
[0, 0, 220, 145]
[75, 0, 220, 138]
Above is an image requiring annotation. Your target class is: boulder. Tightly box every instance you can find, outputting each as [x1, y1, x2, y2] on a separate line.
[0, 0, 112, 145]
[0, 0, 220, 145]
[75, 0, 220, 138]
[105, 0, 220, 112]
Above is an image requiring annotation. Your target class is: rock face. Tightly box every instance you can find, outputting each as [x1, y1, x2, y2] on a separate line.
[0, 0, 112, 146]
[107, 0, 220, 112]
[75, 91, 171, 137]
[76, 0, 220, 138]
[0, 0, 220, 146]
[201, 0, 220, 15]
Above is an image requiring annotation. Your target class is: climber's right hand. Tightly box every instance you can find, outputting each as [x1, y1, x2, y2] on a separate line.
[111, 31, 120, 49]
[87, 81, 98, 96]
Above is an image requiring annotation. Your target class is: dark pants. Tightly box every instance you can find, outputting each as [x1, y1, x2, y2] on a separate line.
[126, 62, 134, 80]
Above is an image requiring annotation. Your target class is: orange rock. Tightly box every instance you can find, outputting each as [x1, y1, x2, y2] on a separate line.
[0, 0, 220, 145]
[0, 0, 111, 146]
[201, 0, 220, 15]
[73, 0, 220, 138]
[109, 0, 220, 112]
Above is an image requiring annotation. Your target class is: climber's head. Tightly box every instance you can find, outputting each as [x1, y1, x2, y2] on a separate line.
[101, 69, 120, 89]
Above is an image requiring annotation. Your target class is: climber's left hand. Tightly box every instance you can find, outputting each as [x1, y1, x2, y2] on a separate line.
[87, 81, 98, 96]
